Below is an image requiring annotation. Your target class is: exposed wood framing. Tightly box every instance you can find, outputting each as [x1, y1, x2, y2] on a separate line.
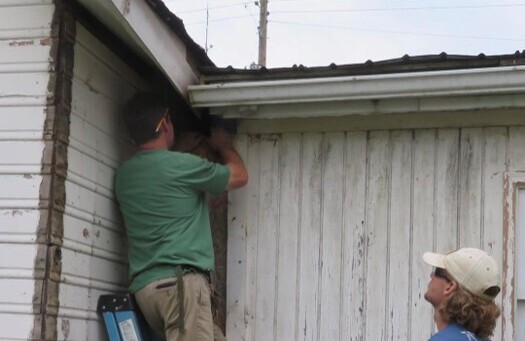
[33, 1, 75, 339]
[173, 133, 229, 332]
[502, 171, 525, 341]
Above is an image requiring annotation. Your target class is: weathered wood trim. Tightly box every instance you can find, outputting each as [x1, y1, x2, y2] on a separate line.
[208, 192, 228, 332]
[33, 1, 75, 339]
[502, 171, 525, 341]
[235, 110, 525, 134]
[103, 0, 200, 98]
[72, 0, 203, 132]
[71, 1, 157, 84]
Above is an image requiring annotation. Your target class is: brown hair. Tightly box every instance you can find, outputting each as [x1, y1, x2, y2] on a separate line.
[123, 93, 168, 145]
[439, 285, 501, 339]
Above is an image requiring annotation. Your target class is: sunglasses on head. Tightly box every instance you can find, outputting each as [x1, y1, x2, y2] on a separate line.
[154, 108, 170, 133]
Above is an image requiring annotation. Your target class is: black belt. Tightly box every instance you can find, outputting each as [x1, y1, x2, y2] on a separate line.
[154, 265, 211, 334]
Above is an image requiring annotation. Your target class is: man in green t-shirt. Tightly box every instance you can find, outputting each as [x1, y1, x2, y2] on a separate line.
[115, 93, 248, 341]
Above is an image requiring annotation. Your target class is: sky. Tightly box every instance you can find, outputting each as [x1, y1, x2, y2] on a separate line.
[162, 0, 525, 68]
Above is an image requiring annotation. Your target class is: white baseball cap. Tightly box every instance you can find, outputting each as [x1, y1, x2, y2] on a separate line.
[423, 247, 501, 301]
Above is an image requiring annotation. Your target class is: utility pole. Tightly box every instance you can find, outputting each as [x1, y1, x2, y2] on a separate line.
[205, 2, 209, 53]
[258, 0, 268, 67]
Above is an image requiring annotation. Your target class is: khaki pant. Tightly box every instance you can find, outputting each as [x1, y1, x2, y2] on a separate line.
[135, 273, 226, 341]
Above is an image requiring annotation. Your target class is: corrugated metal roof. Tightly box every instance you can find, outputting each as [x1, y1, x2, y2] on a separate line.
[89, 1, 525, 86]
[199, 51, 525, 83]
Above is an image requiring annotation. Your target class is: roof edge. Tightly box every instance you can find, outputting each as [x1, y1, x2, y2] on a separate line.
[189, 64, 525, 109]
[200, 51, 525, 83]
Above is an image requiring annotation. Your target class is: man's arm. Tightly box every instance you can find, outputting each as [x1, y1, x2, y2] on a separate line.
[209, 128, 248, 190]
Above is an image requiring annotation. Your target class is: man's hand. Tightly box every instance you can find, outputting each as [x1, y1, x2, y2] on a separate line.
[209, 128, 233, 152]
[208, 128, 248, 190]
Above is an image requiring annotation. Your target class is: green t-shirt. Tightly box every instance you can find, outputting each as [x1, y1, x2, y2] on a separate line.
[115, 149, 230, 293]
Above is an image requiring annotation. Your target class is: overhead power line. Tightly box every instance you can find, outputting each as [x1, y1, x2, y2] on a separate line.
[163, 0, 307, 3]
[175, 1, 252, 14]
[168, 2, 525, 15]
[270, 3, 525, 14]
[270, 20, 525, 42]
[185, 14, 254, 26]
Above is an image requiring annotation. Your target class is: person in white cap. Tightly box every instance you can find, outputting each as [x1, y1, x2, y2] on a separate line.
[422, 247, 501, 341]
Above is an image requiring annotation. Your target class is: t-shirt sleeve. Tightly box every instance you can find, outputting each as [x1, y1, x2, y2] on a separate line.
[173, 152, 230, 195]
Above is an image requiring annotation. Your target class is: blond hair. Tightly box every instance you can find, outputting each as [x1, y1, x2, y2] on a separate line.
[439, 285, 501, 339]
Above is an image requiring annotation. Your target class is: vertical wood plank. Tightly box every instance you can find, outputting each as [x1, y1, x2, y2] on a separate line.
[319, 132, 345, 341]
[227, 124, 519, 341]
[364, 131, 390, 341]
[296, 133, 323, 341]
[508, 126, 525, 171]
[387, 130, 412, 341]
[482, 127, 508, 260]
[505, 127, 525, 341]
[458, 128, 483, 247]
[410, 129, 436, 340]
[481, 127, 508, 339]
[244, 135, 261, 341]
[254, 134, 281, 341]
[275, 133, 301, 341]
[341, 131, 367, 341]
[434, 129, 460, 252]
[226, 134, 249, 340]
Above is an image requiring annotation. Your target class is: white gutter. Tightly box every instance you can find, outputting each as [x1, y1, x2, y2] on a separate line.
[189, 65, 525, 108]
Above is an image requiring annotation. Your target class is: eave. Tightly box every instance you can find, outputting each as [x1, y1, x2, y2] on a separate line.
[76, 0, 211, 99]
[189, 65, 525, 119]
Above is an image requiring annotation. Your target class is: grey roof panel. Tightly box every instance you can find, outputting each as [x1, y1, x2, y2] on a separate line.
[199, 51, 525, 83]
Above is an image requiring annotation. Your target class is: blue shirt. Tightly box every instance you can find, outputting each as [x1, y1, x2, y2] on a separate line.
[428, 324, 490, 341]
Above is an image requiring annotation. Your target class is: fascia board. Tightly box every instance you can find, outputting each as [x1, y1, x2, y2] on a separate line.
[208, 93, 525, 119]
[189, 65, 525, 108]
[102, 0, 199, 97]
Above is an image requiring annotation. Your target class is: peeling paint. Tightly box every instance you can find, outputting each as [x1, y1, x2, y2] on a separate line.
[82, 228, 89, 238]
[123, 0, 131, 15]
[9, 40, 34, 47]
[40, 37, 53, 46]
[24, 174, 33, 179]
[61, 319, 70, 339]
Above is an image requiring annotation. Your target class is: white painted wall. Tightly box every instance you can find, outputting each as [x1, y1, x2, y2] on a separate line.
[228, 124, 524, 341]
[0, 1, 55, 340]
[54, 24, 144, 340]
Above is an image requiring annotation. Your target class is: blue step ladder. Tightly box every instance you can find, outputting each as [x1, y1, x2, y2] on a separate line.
[97, 293, 160, 341]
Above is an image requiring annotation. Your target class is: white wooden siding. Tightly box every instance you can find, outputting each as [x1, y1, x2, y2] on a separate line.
[228, 124, 520, 341]
[54, 23, 144, 341]
[0, 1, 54, 340]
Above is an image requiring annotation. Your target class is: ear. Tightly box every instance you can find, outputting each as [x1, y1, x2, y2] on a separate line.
[443, 280, 458, 296]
